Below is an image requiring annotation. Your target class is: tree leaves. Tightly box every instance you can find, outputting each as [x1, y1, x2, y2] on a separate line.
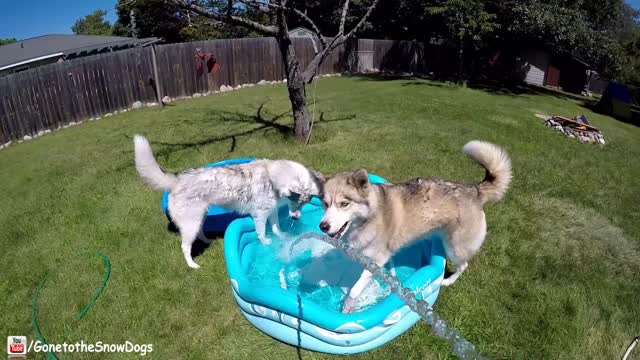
[71, 10, 113, 36]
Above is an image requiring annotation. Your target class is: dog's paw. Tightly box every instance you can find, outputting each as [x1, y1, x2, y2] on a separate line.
[188, 262, 201, 269]
[259, 237, 272, 245]
[341, 297, 357, 314]
[441, 278, 454, 287]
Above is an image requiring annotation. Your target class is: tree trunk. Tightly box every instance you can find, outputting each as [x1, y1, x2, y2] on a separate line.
[277, 35, 310, 143]
[458, 41, 465, 86]
[288, 75, 310, 142]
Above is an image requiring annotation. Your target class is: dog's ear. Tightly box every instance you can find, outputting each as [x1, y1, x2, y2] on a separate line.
[310, 168, 326, 184]
[349, 169, 369, 190]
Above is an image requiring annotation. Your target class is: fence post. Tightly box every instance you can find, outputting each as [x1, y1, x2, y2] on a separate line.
[150, 45, 164, 107]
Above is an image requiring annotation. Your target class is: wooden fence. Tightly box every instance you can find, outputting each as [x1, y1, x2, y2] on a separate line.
[0, 37, 424, 143]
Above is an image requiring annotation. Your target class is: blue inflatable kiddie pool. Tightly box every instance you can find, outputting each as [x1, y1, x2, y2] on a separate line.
[224, 174, 446, 354]
[161, 158, 256, 232]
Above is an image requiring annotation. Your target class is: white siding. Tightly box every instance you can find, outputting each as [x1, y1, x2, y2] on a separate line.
[521, 50, 550, 86]
[288, 27, 314, 38]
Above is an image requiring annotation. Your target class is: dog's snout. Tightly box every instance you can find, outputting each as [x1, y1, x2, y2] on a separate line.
[291, 213, 300, 220]
[319, 221, 330, 233]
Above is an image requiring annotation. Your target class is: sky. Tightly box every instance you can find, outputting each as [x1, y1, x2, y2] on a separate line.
[0, 0, 118, 40]
[0, 0, 639, 40]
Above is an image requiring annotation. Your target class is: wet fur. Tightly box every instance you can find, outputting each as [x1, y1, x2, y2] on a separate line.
[133, 135, 323, 269]
[319, 141, 511, 313]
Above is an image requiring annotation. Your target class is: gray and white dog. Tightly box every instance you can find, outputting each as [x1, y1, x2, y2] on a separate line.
[318, 141, 512, 313]
[133, 135, 324, 269]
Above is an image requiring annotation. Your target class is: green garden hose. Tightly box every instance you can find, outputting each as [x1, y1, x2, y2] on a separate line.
[31, 252, 111, 359]
[77, 252, 111, 320]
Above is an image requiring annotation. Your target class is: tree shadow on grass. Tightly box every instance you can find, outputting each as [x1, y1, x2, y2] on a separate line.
[348, 73, 592, 103]
[152, 102, 356, 156]
[469, 80, 589, 102]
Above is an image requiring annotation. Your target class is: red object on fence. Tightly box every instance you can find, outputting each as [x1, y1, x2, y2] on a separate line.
[194, 48, 220, 77]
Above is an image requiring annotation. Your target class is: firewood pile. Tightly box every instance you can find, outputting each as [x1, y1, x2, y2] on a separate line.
[544, 115, 605, 145]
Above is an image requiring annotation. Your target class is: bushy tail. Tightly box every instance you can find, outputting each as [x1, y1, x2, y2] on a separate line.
[133, 135, 177, 191]
[463, 140, 512, 204]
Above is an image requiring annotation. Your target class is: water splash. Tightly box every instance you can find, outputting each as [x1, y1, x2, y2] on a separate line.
[251, 232, 412, 312]
[298, 232, 486, 360]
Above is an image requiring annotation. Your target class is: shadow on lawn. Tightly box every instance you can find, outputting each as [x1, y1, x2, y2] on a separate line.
[349, 73, 590, 102]
[167, 219, 222, 259]
[153, 102, 356, 155]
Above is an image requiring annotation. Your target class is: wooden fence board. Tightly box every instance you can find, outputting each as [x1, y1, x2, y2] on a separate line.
[0, 37, 425, 141]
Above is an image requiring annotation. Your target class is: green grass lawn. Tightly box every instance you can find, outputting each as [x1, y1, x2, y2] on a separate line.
[1, 76, 639, 360]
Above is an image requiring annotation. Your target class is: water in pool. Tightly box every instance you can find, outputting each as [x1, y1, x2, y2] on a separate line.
[246, 217, 417, 312]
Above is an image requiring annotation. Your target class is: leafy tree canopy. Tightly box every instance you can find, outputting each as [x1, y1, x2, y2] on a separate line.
[72, 10, 113, 36]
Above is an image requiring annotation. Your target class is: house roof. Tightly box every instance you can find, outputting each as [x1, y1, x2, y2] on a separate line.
[288, 27, 315, 36]
[0, 34, 159, 70]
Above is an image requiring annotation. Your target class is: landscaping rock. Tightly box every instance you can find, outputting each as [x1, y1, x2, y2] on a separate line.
[220, 85, 230, 92]
[162, 96, 172, 103]
[193, 93, 202, 98]
[105, 113, 113, 117]
[23, 135, 32, 141]
[44, 129, 51, 134]
[37, 130, 44, 137]
[258, 80, 268, 85]
[235, 85, 242, 89]
[132, 101, 143, 109]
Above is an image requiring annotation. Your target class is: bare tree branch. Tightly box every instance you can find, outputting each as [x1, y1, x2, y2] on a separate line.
[167, 0, 278, 35]
[339, 0, 351, 35]
[288, 8, 326, 49]
[239, 0, 327, 49]
[226, 0, 233, 18]
[301, 0, 380, 82]
[343, 0, 380, 40]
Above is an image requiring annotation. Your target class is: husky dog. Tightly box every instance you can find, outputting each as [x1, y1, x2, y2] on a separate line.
[133, 135, 323, 269]
[319, 141, 511, 313]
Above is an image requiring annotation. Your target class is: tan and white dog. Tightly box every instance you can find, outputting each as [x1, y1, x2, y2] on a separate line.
[318, 141, 512, 313]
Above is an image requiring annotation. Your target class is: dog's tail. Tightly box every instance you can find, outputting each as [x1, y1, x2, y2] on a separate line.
[463, 140, 512, 204]
[133, 135, 177, 191]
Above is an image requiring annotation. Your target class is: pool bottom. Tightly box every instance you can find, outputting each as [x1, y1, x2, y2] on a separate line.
[246, 232, 417, 313]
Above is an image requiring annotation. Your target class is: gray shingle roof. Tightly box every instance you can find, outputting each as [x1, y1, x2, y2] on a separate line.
[0, 34, 159, 69]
